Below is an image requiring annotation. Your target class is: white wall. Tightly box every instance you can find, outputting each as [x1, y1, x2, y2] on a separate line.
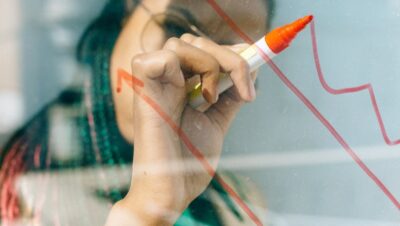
[0, 0, 23, 136]
[0, 0, 106, 144]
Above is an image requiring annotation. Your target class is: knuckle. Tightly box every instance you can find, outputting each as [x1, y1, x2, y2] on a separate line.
[161, 50, 179, 66]
[237, 58, 250, 75]
[164, 37, 181, 50]
[193, 37, 209, 48]
[131, 54, 145, 69]
[207, 59, 220, 75]
[131, 51, 180, 77]
[180, 33, 195, 41]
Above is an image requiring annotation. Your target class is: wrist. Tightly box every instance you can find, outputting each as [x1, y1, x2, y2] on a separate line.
[106, 200, 170, 226]
[106, 197, 179, 226]
[105, 202, 142, 226]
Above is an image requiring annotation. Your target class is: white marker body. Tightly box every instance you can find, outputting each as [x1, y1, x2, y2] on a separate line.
[188, 37, 277, 111]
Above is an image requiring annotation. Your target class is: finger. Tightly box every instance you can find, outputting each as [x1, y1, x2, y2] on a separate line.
[225, 44, 259, 81]
[207, 68, 259, 131]
[225, 44, 259, 80]
[180, 34, 256, 102]
[180, 33, 196, 43]
[192, 37, 256, 102]
[181, 35, 256, 132]
[223, 43, 250, 53]
[131, 50, 185, 88]
[163, 37, 220, 103]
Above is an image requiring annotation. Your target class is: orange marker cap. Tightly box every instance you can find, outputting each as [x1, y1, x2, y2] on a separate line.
[265, 15, 313, 54]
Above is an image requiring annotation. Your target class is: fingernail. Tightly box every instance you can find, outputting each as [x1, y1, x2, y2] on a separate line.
[215, 93, 219, 103]
[203, 89, 213, 103]
[203, 88, 218, 104]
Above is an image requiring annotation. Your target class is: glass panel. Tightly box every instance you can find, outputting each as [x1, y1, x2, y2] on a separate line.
[0, 0, 399, 225]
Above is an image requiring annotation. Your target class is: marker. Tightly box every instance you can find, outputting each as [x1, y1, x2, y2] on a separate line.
[188, 15, 314, 112]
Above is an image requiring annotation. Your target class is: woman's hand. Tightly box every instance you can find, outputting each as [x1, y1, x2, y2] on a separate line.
[107, 35, 257, 225]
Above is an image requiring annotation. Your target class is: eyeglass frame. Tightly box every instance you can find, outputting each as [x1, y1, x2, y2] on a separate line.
[137, 2, 209, 52]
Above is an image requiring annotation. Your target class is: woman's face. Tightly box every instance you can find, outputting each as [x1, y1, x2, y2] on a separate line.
[171, 0, 269, 43]
[111, 0, 270, 143]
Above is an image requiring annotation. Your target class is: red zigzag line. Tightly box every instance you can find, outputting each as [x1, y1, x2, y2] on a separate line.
[205, 0, 400, 211]
[310, 21, 400, 146]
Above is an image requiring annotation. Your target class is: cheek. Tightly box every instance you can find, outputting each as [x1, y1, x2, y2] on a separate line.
[114, 89, 135, 144]
[141, 19, 169, 52]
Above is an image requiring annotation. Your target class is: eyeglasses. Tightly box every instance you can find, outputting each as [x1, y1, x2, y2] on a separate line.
[139, 2, 208, 52]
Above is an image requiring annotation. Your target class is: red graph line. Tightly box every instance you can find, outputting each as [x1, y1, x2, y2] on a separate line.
[117, 70, 263, 225]
[205, 0, 400, 211]
[310, 21, 400, 146]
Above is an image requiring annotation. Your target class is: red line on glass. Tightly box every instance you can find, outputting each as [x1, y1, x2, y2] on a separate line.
[310, 21, 400, 146]
[205, 0, 400, 211]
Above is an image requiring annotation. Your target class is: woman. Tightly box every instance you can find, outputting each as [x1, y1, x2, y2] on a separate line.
[1, 0, 273, 225]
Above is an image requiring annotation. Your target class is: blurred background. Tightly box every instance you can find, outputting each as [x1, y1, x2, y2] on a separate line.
[0, 0, 106, 145]
[1, 0, 400, 225]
